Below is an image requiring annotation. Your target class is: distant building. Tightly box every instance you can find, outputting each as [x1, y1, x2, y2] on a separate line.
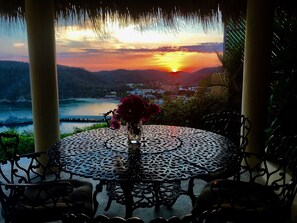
[128, 89, 143, 95]
[104, 91, 118, 99]
[126, 83, 144, 88]
[143, 94, 156, 99]
[188, 86, 198, 91]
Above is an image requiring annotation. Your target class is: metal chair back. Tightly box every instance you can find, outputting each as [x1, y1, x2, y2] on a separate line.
[200, 110, 251, 149]
[0, 133, 94, 222]
[192, 134, 297, 223]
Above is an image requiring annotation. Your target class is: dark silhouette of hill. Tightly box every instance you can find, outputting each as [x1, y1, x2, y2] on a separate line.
[93, 66, 221, 86]
[0, 61, 31, 101]
[0, 60, 221, 102]
[177, 67, 221, 85]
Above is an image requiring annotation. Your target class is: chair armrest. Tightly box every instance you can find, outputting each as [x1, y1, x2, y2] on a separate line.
[2, 179, 74, 189]
[1, 180, 75, 200]
[1, 179, 72, 187]
[18, 151, 47, 158]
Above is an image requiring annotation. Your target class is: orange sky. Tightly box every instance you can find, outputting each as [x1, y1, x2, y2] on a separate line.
[57, 50, 221, 73]
[1, 19, 224, 73]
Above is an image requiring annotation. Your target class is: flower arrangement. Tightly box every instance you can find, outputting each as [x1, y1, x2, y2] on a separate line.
[110, 95, 161, 130]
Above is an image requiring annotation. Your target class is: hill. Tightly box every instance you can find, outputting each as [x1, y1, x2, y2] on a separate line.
[0, 60, 221, 102]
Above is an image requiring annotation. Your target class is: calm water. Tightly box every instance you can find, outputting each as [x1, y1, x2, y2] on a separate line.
[0, 98, 119, 133]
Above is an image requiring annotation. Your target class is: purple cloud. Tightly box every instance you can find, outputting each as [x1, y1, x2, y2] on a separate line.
[180, 42, 223, 53]
[56, 42, 223, 59]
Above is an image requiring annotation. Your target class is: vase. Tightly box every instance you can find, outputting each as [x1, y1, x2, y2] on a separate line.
[127, 120, 143, 145]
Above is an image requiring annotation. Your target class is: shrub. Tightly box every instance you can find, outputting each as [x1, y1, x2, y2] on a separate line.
[0, 123, 108, 159]
[152, 93, 228, 128]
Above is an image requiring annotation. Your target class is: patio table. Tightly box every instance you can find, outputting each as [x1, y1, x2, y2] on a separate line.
[49, 125, 237, 217]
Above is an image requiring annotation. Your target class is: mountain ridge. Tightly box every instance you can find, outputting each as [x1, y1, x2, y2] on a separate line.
[0, 60, 221, 101]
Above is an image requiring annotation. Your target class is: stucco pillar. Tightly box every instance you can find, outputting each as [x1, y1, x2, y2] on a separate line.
[242, 0, 274, 153]
[25, 0, 60, 153]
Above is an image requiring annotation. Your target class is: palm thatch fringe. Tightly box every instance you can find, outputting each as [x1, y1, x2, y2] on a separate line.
[0, 0, 296, 32]
[0, 0, 246, 31]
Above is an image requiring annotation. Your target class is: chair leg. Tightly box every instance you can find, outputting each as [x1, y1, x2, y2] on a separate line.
[187, 177, 197, 206]
[104, 181, 116, 211]
[94, 180, 105, 214]
[104, 196, 113, 211]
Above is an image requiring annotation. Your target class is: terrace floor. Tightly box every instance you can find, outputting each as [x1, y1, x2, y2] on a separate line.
[0, 157, 297, 223]
[1, 176, 297, 223]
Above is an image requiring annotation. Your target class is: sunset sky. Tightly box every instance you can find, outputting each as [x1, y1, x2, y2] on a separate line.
[0, 18, 224, 73]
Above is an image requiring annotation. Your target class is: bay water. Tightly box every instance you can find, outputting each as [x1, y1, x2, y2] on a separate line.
[0, 98, 119, 133]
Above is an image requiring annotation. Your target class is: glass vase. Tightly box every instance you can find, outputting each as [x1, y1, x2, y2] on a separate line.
[127, 120, 143, 145]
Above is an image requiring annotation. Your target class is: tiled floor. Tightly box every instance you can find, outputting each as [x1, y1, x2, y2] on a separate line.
[1, 161, 297, 223]
[0, 156, 208, 222]
[1, 177, 297, 223]
[0, 177, 205, 223]
[290, 202, 297, 223]
[92, 179, 205, 222]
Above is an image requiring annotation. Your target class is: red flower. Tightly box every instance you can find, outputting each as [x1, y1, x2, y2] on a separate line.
[110, 116, 121, 129]
[112, 95, 160, 126]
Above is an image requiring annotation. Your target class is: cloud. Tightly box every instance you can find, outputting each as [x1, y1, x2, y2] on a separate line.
[180, 42, 223, 53]
[56, 42, 223, 60]
[13, 42, 25, 48]
[115, 42, 224, 54]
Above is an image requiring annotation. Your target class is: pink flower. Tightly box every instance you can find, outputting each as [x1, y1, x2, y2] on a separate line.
[110, 117, 121, 129]
[111, 95, 160, 127]
[143, 103, 161, 121]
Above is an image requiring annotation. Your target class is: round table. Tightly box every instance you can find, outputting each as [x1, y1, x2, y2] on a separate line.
[49, 125, 237, 216]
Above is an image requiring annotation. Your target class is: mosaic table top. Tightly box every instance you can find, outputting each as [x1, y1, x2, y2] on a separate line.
[49, 125, 237, 182]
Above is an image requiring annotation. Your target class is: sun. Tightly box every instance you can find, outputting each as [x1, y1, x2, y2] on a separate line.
[171, 68, 178, 73]
[153, 52, 184, 73]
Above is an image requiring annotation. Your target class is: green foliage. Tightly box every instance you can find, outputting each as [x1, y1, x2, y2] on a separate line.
[265, 11, 297, 155]
[186, 93, 228, 128]
[266, 72, 297, 138]
[217, 41, 244, 110]
[0, 123, 108, 159]
[60, 123, 108, 138]
[70, 123, 107, 134]
[18, 130, 35, 154]
[152, 96, 187, 126]
[267, 12, 297, 133]
[152, 92, 227, 128]
[0, 129, 35, 159]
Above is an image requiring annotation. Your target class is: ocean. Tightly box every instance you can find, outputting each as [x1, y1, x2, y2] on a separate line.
[0, 98, 119, 133]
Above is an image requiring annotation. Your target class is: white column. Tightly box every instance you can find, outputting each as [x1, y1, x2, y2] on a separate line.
[242, 0, 274, 153]
[25, 0, 60, 153]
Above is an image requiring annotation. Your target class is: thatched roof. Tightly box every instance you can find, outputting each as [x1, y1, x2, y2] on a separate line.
[0, 0, 296, 31]
[0, 0, 246, 30]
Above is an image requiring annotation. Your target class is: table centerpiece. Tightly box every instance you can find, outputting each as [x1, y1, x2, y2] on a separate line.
[110, 95, 160, 145]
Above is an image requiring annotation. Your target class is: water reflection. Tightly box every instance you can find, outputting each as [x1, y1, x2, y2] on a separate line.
[0, 98, 119, 133]
[59, 98, 119, 116]
[0, 122, 103, 134]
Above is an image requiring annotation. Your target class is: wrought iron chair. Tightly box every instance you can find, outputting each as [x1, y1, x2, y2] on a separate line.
[63, 213, 145, 223]
[187, 111, 251, 205]
[199, 110, 251, 148]
[149, 214, 193, 223]
[103, 109, 116, 126]
[0, 132, 94, 223]
[62, 212, 222, 223]
[192, 135, 297, 223]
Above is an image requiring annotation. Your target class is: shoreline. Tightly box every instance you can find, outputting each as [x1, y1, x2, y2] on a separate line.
[0, 97, 120, 105]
